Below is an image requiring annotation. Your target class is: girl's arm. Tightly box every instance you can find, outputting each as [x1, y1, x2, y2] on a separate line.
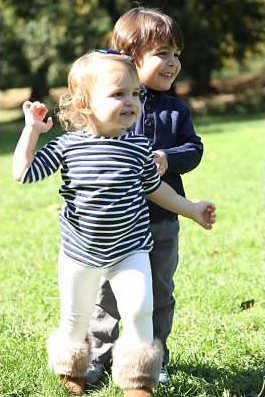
[146, 181, 216, 229]
[12, 101, 53, 183]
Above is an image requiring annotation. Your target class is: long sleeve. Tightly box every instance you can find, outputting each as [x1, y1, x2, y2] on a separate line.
[163, 105, 203, 175]
[23, 136, 64, 183]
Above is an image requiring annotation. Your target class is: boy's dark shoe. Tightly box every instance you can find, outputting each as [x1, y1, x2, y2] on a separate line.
[86, 360, 106, 385]
[158, 365, 170, 383]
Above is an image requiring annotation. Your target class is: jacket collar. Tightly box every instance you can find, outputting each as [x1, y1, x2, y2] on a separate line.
[139, 85, 163, 101]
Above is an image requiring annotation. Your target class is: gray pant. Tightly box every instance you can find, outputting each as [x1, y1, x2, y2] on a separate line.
[89, 219, 180, 366]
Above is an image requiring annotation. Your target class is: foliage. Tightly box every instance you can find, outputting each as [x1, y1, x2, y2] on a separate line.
[0, 0, 112, 99]
[173, 0, 265, 94]
[0, 0, 264, 98]
[0, 111, 264, 396]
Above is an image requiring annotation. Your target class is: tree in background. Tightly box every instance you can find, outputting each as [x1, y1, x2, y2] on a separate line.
[0, 0, 264, 99]
[0, 0, 112, 101]
[172, 0, 265, 95]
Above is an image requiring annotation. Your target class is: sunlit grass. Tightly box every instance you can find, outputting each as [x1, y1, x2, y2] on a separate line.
[0, 112, 263, 396]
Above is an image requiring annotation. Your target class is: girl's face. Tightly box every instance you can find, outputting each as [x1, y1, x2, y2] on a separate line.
[135, 44, 181, 91]
[87, 61, 141, 137]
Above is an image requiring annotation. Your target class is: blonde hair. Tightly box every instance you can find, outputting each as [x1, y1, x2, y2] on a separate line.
[110, 7, 184, 62]
[58, 51, 138, 131]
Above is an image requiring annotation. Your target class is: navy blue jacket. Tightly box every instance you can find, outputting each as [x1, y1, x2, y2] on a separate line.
[132, 86, 203, 223]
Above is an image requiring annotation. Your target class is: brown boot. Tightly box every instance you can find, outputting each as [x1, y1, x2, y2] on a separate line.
[124, 388, 153, 397]
[59, 375, 86, 395]
[47, 332, 90, 395]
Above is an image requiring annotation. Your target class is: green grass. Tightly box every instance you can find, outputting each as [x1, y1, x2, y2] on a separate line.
[0, 111, 264, 397]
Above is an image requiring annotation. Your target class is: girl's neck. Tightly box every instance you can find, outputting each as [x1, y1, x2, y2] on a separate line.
[85, 127, 127, 138]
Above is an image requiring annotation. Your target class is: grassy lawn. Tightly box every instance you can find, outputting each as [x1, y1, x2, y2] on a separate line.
[0, 111, 263, 397]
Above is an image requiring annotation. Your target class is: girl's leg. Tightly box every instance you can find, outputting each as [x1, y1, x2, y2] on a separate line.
[47, 249, 102, 394]
[108, 252, 153, 344]
[107, 253, 163, 396]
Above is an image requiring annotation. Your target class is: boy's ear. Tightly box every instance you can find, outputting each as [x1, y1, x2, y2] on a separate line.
[134, 56, 143, 69]
[134, 58, 142, 68]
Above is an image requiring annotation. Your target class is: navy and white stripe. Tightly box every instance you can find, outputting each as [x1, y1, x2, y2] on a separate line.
[23, 131, 161, 267]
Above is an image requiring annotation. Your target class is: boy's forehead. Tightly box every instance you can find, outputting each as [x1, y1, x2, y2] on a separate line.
[154, 42, 180, 51]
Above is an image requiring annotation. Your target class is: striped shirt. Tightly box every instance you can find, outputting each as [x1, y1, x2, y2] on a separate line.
[23, 130, 161, 268]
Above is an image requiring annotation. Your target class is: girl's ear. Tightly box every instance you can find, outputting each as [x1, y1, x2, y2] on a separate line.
[76, 97, 93, 115]
[83, 102, 93, 115]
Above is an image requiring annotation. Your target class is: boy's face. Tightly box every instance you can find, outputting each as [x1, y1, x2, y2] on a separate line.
[87, 61, 141, 137]
[135, 45, 181, 91]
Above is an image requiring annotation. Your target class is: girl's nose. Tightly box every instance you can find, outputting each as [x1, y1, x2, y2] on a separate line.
[124, 94, 134, 105]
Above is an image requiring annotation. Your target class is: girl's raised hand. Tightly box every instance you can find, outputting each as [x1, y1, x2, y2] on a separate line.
[23, 101, 53, 134]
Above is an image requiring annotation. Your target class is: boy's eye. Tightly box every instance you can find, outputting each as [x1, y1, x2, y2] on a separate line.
[155, 50, 181, 58]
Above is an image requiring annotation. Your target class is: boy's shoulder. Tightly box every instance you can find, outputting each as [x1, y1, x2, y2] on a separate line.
[160, 92, 190, 112]
[141, 87, 190, 113]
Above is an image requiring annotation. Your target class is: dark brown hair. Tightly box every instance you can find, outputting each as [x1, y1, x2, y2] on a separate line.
[110, 7, 184, 61]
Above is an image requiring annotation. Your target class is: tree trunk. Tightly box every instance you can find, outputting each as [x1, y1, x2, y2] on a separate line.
[190, 63, 215, 96]
[29, 62, 50, 102]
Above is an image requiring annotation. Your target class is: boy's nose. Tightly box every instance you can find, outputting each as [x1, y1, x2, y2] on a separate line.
[168, 54, 177, 65]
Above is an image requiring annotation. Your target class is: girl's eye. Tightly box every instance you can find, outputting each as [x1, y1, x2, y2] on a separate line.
[133, 91, 140, 97]
[113, 92, 123, 98]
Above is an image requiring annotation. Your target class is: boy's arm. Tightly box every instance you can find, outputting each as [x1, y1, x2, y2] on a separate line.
[13, 101, 53, 183]
[146, 181, 216, 229]
[162, 104, 203, 175]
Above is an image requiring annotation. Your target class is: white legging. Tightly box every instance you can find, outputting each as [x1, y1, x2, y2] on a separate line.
[57, 249, 153, 346]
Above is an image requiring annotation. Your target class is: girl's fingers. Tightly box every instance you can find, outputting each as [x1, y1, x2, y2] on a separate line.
[47, 117, 53, 125]
[23, 101, 32, 110]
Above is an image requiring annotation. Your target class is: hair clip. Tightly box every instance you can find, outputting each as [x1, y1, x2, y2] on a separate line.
[97, 49, 134, 63]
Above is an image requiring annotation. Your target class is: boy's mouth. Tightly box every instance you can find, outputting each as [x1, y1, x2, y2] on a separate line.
[160, 72, 174, 78]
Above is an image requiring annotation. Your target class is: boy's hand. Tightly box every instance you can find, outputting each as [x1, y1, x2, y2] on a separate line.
[23, 101, 53, 134]
[153, 150, 168, 176]
[192, 202, 216, 229]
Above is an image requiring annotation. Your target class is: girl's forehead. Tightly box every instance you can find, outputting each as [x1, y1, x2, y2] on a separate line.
[98, 61, 138, 81]
[91, 66, 139, 92]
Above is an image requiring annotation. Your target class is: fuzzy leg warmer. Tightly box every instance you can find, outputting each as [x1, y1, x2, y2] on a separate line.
[47, 332, 90, 377]
[112, 338, 163, 391]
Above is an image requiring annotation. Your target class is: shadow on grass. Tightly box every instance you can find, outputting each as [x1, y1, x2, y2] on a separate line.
[162, 362, 264, 396]
[1, 111, 264, 155]
[67, 362, 263, 396]
[193, 111, 264, 135]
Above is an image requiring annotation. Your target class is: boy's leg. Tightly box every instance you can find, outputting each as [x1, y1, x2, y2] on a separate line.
[150, 219, 180, 370]
[89, 279, 120, 365]
[108, 252, 162, 396]
[47, 250, 102, 394]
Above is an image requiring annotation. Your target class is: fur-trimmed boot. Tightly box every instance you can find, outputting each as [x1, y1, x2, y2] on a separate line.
[47, 332, 90, 395]
[112, 338, 163, 397]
